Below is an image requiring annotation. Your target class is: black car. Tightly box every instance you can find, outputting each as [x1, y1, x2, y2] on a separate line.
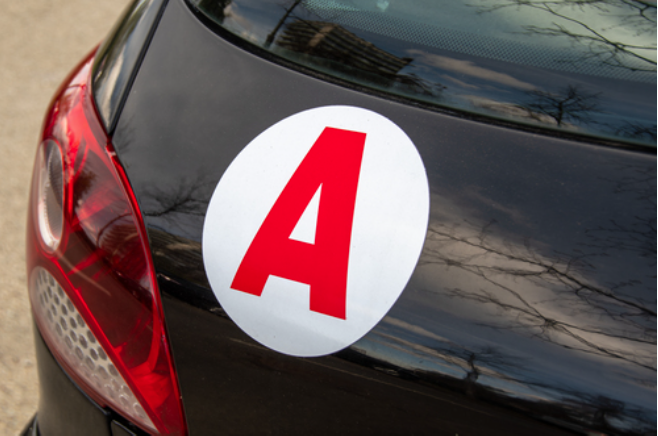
[23, 0, 656, 435]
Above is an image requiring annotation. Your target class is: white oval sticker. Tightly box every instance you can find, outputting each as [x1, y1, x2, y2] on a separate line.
[202, 106, 429, 357]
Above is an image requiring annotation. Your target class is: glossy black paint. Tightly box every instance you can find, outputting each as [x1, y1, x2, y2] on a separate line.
[93, 0, 165, 133]
[109, 0, 656, 434]
[158, 277, 572, 435]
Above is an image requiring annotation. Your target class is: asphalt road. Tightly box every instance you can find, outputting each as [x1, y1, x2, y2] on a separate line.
[0, 1, 130, 434]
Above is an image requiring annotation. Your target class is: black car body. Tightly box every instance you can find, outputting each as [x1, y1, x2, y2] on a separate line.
[24, 0, 656, 435]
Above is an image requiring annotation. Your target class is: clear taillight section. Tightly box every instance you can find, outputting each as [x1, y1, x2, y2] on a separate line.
[35, 139, 64, 252]
[26, 52, 186, 435]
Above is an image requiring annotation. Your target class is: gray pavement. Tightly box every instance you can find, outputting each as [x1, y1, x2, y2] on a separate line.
[0, 1, 130, 434]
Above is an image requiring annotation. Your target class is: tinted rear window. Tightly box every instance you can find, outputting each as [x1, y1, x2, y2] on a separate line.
[189, 0, 657, 147]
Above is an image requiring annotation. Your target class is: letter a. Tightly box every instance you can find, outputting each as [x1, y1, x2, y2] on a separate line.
[230, 127, 366, 319]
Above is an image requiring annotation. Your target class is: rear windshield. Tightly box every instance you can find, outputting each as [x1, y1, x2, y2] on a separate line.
[189, 0, 657, 148]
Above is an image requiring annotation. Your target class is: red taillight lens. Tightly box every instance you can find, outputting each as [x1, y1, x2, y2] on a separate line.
[27, 52, 186, 436]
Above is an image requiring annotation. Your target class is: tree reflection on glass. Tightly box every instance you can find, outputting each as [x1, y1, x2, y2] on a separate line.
[615, 121, 658, 142]
[516, 84, 601, 127]
[476, 0, 657, 73]
[195, 0, 233, 23]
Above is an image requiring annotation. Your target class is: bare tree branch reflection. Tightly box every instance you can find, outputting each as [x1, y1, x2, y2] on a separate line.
[589, 164, 657, 265]
[615, 121, 658, 142]
[420, 208, 655, 372]
[195, 0, 233, 23]
[140, 174, 214, 239]
[265, 0, 302, 47]
[139, 175, 215, 286]
[369, 316, 655, 433]
[516, 84, 601, 127]
[476, 0, 657, 73]
[142, 174, 212, 219]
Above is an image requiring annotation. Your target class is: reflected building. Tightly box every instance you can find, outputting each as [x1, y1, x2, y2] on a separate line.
[276, 20, 413, 85]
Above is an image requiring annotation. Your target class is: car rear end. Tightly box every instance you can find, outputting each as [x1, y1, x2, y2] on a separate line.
[24, 0, 656, 435]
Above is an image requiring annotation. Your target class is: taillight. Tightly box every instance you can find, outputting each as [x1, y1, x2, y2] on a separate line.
[26, 52, 186, 435]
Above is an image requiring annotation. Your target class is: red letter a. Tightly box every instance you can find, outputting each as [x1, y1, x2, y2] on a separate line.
[230, 127, 366, 319]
